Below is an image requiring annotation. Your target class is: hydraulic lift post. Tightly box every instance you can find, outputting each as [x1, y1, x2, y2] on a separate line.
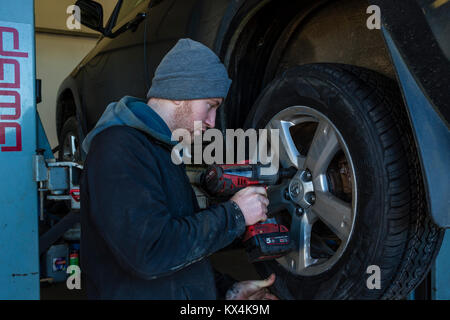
[0, 0, 39, 299]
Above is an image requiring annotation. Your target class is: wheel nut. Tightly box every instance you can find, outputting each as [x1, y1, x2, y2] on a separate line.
[297, 207, 304, 216]
[306, 192, 316, 204]
[304, 170, 312, 181]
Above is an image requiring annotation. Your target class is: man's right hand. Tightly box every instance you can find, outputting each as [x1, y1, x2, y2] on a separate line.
[230, 187, 269, 226]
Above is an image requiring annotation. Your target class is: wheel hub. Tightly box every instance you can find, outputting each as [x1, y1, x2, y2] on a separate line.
[288, 170, 315, 208]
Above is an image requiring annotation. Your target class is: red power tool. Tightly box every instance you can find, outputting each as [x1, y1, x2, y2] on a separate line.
[200, 162, 296, 262]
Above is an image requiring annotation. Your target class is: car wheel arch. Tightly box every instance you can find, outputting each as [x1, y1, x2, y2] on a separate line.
[56, 81, 87, 147]
[218, 0, 397, 129]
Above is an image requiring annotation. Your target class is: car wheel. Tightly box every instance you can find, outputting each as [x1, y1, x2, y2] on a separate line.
[244, 63, 444, 299]
[58, 116, 81, 162]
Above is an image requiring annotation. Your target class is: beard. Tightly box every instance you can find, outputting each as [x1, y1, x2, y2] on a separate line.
[173, 100, 200, 141]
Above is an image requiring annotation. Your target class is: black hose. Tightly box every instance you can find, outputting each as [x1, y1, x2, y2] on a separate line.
[39, 211, 80, 256]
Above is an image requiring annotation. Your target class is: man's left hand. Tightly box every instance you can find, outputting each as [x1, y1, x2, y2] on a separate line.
[225, 273, 279, 300]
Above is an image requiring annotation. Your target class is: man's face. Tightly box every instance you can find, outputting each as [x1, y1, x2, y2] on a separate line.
[174, 98, 223, 136]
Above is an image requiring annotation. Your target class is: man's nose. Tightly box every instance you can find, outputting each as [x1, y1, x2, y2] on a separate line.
[205, 110, 216, 128]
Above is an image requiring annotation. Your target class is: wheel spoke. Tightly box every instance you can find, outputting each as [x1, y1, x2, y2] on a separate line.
[304, 120, 340, 175]
[311, 191, 352, 241]
[63, 133, 78, 162]
[70, 135, 77, 158]
[267, 119, 303, 169]
[290, 210, 318, 272]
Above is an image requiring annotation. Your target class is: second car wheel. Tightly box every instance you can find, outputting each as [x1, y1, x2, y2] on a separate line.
[58, 116, 82, 163]
[244, 63, 443, 299]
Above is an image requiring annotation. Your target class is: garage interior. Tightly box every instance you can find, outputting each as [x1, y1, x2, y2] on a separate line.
[36, 0, 115, 149]
[0, 0, 448, 301]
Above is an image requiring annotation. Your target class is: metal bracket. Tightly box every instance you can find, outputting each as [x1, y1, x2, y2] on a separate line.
[33, 154, 83, 220]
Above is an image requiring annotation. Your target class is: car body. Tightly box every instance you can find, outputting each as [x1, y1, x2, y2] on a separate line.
[56, 0, 449, 299]
[57, 0, 449, 228]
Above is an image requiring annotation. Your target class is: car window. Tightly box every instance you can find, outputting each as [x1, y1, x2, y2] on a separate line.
[116, 0, 148, 24]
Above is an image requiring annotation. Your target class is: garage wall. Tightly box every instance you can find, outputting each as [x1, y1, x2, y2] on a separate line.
[35, 33, 97, 149]
[35, 0, 116, 149]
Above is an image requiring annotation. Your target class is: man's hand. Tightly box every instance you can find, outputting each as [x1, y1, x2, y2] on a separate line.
[230, 186, 269, 226]
[225, 273, 279, 300]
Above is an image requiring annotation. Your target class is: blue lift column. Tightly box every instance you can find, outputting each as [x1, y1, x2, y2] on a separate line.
[0, 0, 40, 299]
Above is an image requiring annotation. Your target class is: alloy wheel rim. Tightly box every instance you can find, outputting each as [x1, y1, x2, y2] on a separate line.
[62, 132, 79, 162]
[265, 106, 357, 276]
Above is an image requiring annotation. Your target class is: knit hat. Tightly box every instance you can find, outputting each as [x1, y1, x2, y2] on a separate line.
[146, 38, 232, 100]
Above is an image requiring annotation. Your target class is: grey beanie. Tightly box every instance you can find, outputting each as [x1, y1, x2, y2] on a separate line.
[146, 38, 232, 100]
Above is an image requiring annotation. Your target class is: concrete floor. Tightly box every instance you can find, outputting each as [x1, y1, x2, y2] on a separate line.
[40, 248, 261, 300]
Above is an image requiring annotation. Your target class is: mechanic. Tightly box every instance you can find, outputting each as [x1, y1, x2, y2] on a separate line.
[80, 38, 278, 300]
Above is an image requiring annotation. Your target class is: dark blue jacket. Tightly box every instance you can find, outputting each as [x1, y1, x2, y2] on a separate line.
[80, 96, 246, 299]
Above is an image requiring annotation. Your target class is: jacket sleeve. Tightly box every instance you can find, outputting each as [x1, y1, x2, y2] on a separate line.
[84, 127, 246, 280]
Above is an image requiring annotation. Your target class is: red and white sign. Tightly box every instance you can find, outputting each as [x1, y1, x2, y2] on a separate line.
[0, 25, 30, 152]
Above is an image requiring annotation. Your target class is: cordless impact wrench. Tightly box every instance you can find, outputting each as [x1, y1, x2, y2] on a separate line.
[199, 162, 297, 262]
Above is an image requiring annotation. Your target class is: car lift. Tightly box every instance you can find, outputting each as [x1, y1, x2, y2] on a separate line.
[0, 0, 448, 300]
[0, 0, 82, 299]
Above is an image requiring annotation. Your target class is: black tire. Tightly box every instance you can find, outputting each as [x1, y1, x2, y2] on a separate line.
[244, 63, 444, 299]
[58, 116, 81, 162]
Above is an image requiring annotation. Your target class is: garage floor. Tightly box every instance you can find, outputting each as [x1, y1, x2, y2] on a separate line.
[40, 248, 261, 300]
